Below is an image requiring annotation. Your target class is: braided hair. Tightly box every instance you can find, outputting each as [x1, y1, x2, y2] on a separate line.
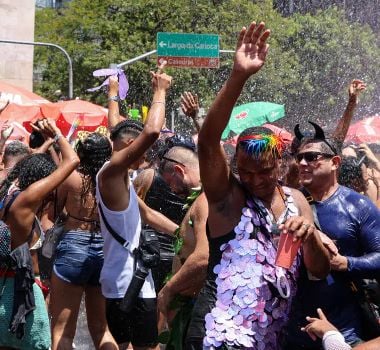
[75, 133, 112, 206]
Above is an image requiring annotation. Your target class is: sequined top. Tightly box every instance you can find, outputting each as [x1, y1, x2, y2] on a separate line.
[203, 187, 300, 350]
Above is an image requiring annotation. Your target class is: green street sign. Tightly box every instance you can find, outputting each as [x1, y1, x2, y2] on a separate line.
[157, 32, 220, 68]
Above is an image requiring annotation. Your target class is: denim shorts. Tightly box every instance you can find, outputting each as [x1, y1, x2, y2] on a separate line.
[53, 231, 104, 286]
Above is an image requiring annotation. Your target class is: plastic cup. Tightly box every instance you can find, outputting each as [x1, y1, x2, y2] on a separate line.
[275, 233, 302, 269]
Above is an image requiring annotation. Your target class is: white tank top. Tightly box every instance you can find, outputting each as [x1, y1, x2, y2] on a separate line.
[95, 161, 156, 299]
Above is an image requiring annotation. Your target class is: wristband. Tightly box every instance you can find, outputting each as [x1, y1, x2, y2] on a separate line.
[53, 133, 63, 143]
[108, 95, 120, 102]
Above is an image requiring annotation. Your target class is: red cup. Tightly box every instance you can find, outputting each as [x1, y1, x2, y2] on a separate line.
[275, 233, 302, 269]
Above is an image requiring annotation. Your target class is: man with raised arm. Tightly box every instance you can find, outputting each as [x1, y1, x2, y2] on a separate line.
[96, 63, 178, 350]
[185, 22, 330, 350]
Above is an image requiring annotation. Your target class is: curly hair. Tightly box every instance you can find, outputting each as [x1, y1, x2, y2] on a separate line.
[75, 133, 112, 205]
[0, 153, 57, 201]
[338, 156, 367, 194]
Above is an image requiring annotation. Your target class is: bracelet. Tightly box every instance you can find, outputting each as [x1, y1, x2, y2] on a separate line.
[53, 133, 63, 143]
[151, 101, 165, 105]
[108, 95, 120, 102]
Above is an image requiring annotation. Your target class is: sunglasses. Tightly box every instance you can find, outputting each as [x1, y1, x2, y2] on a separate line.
[296, 152, 335, 163]
[165, 135, 196, 152]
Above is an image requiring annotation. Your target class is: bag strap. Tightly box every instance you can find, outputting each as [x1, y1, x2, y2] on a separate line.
[3, 190, 21, 222]
[98, 203, 130, 251]
[300, 187, 322, 231]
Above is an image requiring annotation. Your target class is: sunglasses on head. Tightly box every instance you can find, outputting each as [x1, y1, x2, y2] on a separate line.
[296, 151, 335, 163]
[165, 135, 196, 152]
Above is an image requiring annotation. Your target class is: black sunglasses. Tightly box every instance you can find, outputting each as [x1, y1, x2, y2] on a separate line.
[296, 152, 335, 163]
[165, 135, 196, 152]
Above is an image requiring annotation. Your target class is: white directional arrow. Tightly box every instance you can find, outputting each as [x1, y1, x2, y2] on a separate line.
[159, 41, 167, 48]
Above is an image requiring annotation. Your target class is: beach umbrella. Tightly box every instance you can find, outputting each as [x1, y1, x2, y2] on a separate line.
[38, 99, 108, 137]
[262, 123, 293, 143]
[0, 81, 48, 105]
[346, 116, 380, 144]
[0, 81, 49, 142]
[222, 102, 285, 140]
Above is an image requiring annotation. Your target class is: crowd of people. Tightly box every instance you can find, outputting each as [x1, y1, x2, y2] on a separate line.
[0, 21, 379, 350]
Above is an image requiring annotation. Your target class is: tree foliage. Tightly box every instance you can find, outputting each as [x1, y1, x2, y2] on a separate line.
[34, 0, 380, 131]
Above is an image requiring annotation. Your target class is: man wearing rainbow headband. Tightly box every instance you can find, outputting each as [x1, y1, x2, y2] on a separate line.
[185, 21, 330, 350]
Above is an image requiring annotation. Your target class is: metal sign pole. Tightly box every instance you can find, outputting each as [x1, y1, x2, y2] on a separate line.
[0, 39, 73, 99]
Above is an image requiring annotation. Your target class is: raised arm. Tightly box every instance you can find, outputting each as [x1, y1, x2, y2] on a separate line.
[0, 122, 14, 160]
[19, 119, 79, 210]
[197, 22, 270, 204]
[105, 63, 172, 175]
[9, 120, 79, 247]
[108, 76, 122, 129]
[332, 79, 366, 145]
[181, 91, 202, 132]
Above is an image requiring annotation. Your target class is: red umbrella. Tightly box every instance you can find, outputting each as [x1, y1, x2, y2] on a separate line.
[0, 81, 49, 142]
[346, 116, 380, 144]
[262, 123, 293, 143]
[0, 81, 49, 105]
[39, 99, 108, 136]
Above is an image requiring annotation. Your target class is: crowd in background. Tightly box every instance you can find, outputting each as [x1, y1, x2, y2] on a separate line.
[0, 20, 379, 350]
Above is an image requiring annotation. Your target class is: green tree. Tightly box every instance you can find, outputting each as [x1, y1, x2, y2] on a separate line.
[34, 0, 379, 132]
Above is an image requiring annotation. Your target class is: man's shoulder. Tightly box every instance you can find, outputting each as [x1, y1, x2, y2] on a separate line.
[337, 185, 375, 207]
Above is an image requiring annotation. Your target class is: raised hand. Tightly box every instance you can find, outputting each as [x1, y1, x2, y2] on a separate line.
[1, 122, 14, 142]
[181, 91, 199, 119]
[31, 119, 62, 139]
[151, 61, 172, 92]
[109, 76, 119, 96]
[358, 143, 378, 165]
[348, 79, 366, 104]
[232, 21, 271, 79]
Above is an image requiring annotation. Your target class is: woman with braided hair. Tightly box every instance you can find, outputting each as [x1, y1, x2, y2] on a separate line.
[50, 132, 118, 350]
[0, 119, 79, 350]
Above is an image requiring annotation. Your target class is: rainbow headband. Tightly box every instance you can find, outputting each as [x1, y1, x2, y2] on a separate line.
[237, 133, 285, 158]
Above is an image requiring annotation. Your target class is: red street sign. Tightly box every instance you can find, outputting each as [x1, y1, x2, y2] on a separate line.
[157, 56, 220, 69]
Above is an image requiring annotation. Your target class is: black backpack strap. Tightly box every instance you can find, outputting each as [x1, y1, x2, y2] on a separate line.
[98, 202, 130, 251]
[299, 187, 322, 231]
[3, 190, 21, 222]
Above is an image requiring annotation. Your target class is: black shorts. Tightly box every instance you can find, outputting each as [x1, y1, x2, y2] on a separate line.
[106, 297, 158, 346]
